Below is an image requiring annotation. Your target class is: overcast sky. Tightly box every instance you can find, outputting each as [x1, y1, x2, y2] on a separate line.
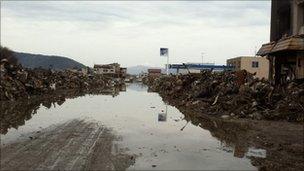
[1, 1, 271, 67]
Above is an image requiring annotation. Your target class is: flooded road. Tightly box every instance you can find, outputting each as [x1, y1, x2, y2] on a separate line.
[1, 83, 265, 170]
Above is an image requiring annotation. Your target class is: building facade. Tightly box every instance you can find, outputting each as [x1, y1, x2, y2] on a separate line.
[227, 56, 269, 79]
[257, 0, 304, 84]
[93, 63, 126, 78]
[148, 69, 162, 77]
[94, 63, 119, 75]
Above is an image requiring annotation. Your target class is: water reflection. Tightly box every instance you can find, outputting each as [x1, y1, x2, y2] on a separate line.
[0, 83, 256, 170]
[182, 114, 266, 160]
[126, 83, 146, 92]
[158, 105, 167, 122]
[1, 83, 301, 170]
[0, 85, 126, 135]
[179, 107, 304, 170]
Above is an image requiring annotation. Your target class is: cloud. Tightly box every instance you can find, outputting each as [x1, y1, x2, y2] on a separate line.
[1, 1, 271, 67]
[2, 1, 270, 27]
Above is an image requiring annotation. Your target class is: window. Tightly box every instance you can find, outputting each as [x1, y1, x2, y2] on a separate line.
[252, 61, 259, 68]
[237, 61, 241, 68]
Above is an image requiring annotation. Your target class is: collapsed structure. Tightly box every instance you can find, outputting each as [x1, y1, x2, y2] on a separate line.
[257, 0, 304, 84]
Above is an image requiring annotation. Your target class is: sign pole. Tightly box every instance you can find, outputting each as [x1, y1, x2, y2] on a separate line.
[160, 48, 169, 75]
[166, 52, 169, 75]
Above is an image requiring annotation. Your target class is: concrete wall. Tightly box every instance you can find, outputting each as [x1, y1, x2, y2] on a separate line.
[270, 0, 292, 41]
[240, 57, 269, 79]
[271, 0, 304, 41]
[227, 58, 241, 70]
[227, 57, 269, 79]
[178, 69, 201, 74]
[292, 0, 304, 35]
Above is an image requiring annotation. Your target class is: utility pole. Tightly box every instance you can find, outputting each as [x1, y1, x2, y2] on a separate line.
[201, 52, 205, 64]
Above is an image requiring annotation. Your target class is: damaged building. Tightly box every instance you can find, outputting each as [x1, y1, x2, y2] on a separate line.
[257, 0, 304, 84]
[93, 63, 127, 78]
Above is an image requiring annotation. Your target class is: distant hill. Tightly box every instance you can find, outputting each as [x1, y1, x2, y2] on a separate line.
[14, 52, 86, 70]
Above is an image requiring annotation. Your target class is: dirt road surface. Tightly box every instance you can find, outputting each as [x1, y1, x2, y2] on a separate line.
[0, 119, 135, 170]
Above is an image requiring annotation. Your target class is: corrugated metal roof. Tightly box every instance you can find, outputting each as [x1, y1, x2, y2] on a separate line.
[257, 42, 276, 56]
[257, 34, 304, 56]
[271, 36, 304, 53]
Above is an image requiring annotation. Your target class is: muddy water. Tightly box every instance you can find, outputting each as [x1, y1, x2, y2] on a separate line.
[1, 83, 258, 170]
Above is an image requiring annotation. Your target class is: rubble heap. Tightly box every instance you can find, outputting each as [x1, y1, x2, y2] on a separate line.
[0, 58, 116, 101]
[146, 70, 304, 122]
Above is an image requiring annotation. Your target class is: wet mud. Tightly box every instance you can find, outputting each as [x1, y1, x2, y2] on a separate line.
[162, 97, 304, 170]
[0, 119, 135, 170]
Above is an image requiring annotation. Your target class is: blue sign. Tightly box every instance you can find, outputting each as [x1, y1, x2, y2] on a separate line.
[160, 48, 168, 56]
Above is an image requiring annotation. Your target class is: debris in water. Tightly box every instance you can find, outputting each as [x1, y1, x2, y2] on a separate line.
[245, 148, 267, 158]
[180, 121, 189, 131]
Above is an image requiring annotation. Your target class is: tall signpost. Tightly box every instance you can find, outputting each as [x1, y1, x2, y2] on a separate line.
[160, 48, 169, 75]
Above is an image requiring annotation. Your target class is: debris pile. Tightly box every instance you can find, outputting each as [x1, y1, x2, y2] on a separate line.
[146, 70, 304, 122]
[0, 57, 118, 101]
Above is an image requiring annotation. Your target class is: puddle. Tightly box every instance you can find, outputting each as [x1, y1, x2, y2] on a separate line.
[1, 83, 257, 170]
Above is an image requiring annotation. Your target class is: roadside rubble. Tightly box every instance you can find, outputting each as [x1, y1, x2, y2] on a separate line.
[0, 57, 121, 101]
[144, 70, 304, 122]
